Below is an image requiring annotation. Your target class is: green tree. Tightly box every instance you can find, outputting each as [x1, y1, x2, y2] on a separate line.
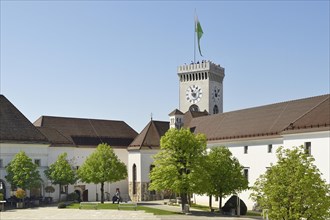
[44, 152, 77, 201]
[5, 151, 41, 190]
[149, 128, 207, 212]
[204, 146, 248, 211]
[77, 143, 127, 203]
[251, 146, 330, 220]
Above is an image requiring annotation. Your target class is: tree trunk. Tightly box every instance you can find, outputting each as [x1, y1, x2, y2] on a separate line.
[100, 182, 104, 204]
[209, 195, 212, 210]
[219, 190, 223, 213]
[180, 192, 188, 212]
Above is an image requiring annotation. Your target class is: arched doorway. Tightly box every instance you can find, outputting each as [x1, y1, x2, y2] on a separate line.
[82, 190, 88, 202]
[74, 190, 81, 202]
[0, 179, 6, 199]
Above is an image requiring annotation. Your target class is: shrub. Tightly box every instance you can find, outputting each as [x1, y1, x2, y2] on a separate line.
[67, 192, 79, 201]
[57, 202, 66, 208]
[15, 188, 26, 199]
[0, 193, 4, 201]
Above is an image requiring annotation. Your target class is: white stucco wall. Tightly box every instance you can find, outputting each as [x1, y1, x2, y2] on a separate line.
[48, 146, 129, 202]
[282, 131, 330, 183]
[0, 143, 49, 198]
[128, 151, 141, 182]
[195, 131, 330, 210]
[140, 150, 158, 182]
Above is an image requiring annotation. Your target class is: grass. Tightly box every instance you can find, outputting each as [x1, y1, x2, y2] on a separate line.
[190, 203, 261, 217]
[65, 202, 176, 215]
[65, 202, 261, 217]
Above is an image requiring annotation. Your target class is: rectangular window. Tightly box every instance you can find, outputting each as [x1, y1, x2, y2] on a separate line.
[244, 146, 248, 154]
[243, 168, 249, 181]
[34, 159, 41, 167]
[268, 144, 273, 153]
[304, 142, 311, 155]
[0, 159, 3, 168]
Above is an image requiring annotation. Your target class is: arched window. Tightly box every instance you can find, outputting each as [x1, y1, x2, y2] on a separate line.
[149, 165, 156, 195]
[189, 104, 200, 112]
[132, 164, 137, 195]
[213, 105, 219, 114]
[0, 179, 6, 199]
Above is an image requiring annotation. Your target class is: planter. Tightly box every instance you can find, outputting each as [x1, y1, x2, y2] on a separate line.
[16, 202, 24, 209]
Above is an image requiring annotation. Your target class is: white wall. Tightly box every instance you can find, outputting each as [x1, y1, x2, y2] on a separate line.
[48, 146, 129, 202]
[195, 131, 330, 210]
[128, 151, 141, 182]
[140, 150, 158, 182]
[0, 143, 49, 198]
[283, 131, 330, 183]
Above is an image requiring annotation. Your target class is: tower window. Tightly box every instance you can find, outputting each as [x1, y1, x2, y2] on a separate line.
[205, 72, 208, 79]
[304, 142, 311, 155]
[213, 105, 219, 114]
[0, 159, 3, 168]
[189, 104, 199, 112]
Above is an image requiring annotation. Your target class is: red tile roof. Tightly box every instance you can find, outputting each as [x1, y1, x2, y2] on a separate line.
[0, 95, 49, 144]
[188, 94, 330, 141]
[128, 120, 169, 150]
[34, 116, 138, 148]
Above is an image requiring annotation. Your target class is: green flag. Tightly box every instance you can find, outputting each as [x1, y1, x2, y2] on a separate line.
[195, 16, 203, 57]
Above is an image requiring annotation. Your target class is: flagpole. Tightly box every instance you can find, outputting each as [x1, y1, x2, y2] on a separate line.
[194, 10, 196, 63]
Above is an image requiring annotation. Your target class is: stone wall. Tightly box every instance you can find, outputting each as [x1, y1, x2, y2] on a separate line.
[129, 181, 163, 202]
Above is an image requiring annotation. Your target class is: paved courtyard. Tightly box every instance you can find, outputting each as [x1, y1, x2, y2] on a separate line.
[0, 205, 262, 220]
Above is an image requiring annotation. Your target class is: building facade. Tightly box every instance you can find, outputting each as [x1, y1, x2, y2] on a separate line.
[1, 60, 329, 210]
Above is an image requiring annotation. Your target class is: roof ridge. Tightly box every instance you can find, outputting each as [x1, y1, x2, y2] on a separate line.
[37, 127, 74, 145]
[140, 120, 153, 147]
[39, 115, 125, 123]
[222, 94, 330, 115]
[268, 103, 289, 132]
[284, 96, 330, 130]
[88, 119, 103, 143]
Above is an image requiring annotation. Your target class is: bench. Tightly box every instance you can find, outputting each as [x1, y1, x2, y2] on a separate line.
[118, 202, 137, 211]
[79, 202, 98, 210]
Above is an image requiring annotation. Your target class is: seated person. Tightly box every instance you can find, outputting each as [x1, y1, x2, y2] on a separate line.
[112, 188, 121, 204]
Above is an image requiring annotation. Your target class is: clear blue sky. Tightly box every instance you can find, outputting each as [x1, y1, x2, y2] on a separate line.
[1, 1, 329, 133]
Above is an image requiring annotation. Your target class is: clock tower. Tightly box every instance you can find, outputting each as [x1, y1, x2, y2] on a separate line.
[178, 61, 225, 114]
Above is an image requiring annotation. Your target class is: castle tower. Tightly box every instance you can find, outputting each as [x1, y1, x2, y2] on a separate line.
[178, 61, 225, 114]
[168, 109, 184, 129]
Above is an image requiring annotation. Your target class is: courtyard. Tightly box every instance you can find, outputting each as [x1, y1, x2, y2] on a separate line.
[0, 201, 262, 220]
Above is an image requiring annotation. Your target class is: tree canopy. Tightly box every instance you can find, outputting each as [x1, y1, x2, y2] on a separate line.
[203, 146, 248, 211]
[149, 128, 207, 212]
[5, 151, 41, 190]
[77, 143, 127, 203]
[251, 146, 330, 220]
[44, 152, 77, 200]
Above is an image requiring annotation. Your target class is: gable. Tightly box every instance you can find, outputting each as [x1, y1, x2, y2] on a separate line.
[0, 95, 48, 143]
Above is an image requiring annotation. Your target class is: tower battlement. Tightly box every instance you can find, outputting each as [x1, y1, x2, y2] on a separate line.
[177, 61, 224, 76]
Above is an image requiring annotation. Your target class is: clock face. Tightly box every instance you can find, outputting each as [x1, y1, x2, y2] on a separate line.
[212, 86, 221, 103]
[186, 85, 202, 104]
